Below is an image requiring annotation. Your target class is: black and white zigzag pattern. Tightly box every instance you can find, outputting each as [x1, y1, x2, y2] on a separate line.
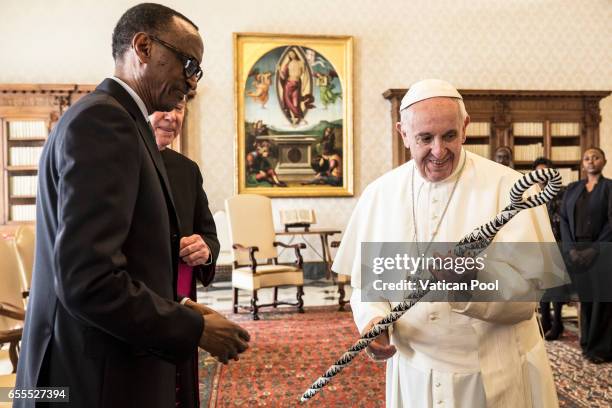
[459, 168, 562, 245]
[300, 168, 561, 402]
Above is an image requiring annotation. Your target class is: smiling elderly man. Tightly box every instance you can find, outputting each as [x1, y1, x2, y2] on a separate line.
[334, 79, 563, 407]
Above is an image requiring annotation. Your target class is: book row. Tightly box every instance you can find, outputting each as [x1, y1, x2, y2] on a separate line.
[9, 175, 38, 197]
[10, 204, 36, 222]
[514, 143, 544, 161]
[7, 120, 48, 139]
[8, 146, 44, 166]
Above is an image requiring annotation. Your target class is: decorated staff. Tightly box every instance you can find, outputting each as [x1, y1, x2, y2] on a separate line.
[301, 167, 562, 402]
[302, 79, 567, 407]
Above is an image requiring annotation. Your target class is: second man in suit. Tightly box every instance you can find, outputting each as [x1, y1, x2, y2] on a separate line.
[151, 96, 221, 408]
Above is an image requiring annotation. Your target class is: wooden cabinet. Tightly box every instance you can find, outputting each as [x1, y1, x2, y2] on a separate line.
[383, 89, 610, 184]
[0, 84, 95, 225]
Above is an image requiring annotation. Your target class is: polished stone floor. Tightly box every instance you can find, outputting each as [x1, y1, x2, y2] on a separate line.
[197, 277, 351, 313]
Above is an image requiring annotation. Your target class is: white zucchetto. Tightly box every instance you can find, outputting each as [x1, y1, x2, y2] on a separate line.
[400, 79, 463, 111]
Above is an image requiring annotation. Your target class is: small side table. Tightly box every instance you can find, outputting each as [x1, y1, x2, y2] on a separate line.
[275, 228, 341, 279]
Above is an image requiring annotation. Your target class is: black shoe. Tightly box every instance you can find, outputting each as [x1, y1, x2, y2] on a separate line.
[540, 320, 551, 335]
[544, 325, 564, 341]
[539, 312, 551, 334]
[585, 355, 608, 364]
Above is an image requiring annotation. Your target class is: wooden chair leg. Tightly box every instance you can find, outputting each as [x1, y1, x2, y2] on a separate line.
[297, 285, 304, 313]
[9, 340, 19, 373]
[273, 287, 278, 307]
[251, 290, 259, 320]
[338, 282, 347, 311]
[233, 287, 239, 314]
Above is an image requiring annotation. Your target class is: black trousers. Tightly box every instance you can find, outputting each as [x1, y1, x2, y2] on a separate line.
[580, 302, 612, 360]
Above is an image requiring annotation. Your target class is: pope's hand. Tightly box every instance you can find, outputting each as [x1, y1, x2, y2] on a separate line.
[179, 234, 211, 266]
[363, 317, 396, 362]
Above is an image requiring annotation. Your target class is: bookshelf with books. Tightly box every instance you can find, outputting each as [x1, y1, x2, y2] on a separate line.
[383, 89, 610, 184]
[463, 121, 491, 159]
[0, 84, 95, 226]
[512, 122, 544, 165]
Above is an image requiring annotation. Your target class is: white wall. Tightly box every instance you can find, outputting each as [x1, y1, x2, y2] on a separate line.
[1, 0, 611, 235]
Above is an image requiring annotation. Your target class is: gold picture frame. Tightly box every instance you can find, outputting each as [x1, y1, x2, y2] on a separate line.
[234, 33, 353, 197]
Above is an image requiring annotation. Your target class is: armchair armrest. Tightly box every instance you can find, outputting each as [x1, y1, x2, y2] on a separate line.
[232, 243, 259, 253]
[273, 242, 306, 250]
[232, 243, 259, 272]
[0, 302, 25, 321]
[273, 242, 305, 268]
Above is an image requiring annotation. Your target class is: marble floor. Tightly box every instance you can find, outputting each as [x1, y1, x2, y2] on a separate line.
[197, 278, 352, 312]
[0, 348, 12, 375]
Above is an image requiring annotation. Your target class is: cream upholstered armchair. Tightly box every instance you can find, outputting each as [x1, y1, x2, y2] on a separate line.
[0, 238, 26, 373]
[225, 194, 305, 320]
[14, 225, 35, 298]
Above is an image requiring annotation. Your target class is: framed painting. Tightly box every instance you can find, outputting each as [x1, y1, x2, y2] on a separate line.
[234, 33, 353, 197]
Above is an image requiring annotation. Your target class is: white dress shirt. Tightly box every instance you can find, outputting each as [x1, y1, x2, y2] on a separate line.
[109, 76, 149, 121]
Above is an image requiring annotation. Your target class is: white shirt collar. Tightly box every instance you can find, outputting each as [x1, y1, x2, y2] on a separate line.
[110, 76, 149, 122]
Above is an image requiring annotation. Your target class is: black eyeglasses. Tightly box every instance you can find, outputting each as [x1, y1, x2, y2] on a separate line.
[149, 35, 203, 82]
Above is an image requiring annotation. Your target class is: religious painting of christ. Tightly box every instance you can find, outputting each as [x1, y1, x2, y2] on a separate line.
[234, 33, 354, 197]
[276, 46, 314, 125]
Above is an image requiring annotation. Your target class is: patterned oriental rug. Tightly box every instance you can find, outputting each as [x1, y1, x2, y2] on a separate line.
[547, 328, 612, 407]
[199, 307, 611, 407]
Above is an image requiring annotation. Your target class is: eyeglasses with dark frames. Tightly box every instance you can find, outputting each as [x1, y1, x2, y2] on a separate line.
[149, 35, 203, 82]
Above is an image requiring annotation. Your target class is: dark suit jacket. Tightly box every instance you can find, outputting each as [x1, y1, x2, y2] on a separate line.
[15, 79, 204, 408]
[160, 148, 219, 408]
[160, 148, 220, 290]
[559, 177, 612, 298]
[560, 176, 612, 249]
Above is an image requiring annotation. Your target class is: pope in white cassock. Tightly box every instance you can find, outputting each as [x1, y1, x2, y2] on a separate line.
[333, 79, 563, 408]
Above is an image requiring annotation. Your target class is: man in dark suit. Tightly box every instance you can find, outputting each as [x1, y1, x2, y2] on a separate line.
[151, 97, 220, 288]
[15, 4, 249, 407]
[151, 97, 221, 408]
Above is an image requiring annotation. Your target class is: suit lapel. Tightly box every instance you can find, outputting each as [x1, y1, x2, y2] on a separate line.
[95, 79, 180, 231]
[567, 180, 585, 240]
[135, 118, 179, 216]
[587, 176, 608, 236]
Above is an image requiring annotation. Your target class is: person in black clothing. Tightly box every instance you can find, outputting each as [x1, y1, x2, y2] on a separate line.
[533, 157, 567, 340]
[151, 98, 231, 407]
[560, 147, 612, 363]
[15, 5, 249, 407]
